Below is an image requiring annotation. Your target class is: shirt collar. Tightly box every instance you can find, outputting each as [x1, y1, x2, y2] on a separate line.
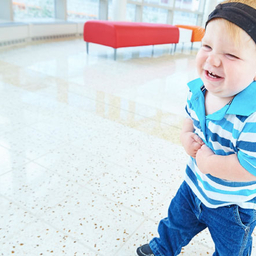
[227, 81, 256, 116]
[187, 78, 204, 94]
[187, 78, 256, 116]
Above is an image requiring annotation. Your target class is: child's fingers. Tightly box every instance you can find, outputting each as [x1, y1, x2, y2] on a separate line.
[193, 141, 203, 151]
[192, 134, 204, 145]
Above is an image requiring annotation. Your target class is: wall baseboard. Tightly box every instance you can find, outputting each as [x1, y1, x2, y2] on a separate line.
[0, 22, 84, 48]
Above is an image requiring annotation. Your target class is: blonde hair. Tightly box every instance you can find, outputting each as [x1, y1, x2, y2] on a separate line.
[221, 0, 256, 7]
[212, 0, 256, 45]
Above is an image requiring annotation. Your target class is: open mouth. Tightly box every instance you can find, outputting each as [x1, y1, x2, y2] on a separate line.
[207, 71, 222, 79]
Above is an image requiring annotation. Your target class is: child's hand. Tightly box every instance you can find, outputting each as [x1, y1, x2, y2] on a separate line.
[196, 144, 215, 174]
[182, 132, 204, 158]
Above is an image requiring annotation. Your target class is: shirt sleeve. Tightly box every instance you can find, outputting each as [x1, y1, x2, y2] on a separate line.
[237, 113, 256, 176]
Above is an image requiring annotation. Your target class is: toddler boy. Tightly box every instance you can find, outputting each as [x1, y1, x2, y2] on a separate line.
[137, 0, 256, 255]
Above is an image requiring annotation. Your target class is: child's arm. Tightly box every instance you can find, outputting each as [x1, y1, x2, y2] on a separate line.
[180, 118, 204, 158]
[196, 145, 256, 182]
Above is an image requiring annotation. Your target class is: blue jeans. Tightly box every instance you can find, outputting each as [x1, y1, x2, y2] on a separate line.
[149, 181, 256, 256]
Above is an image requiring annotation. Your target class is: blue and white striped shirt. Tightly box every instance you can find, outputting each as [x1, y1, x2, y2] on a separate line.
[185, 78, 256, 209]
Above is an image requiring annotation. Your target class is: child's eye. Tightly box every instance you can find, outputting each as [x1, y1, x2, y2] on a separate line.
[202, 44, 211, 51]
[226, 53, 239, 60]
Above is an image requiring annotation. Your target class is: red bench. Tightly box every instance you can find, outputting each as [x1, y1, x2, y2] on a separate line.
[84, 20, 180, 60]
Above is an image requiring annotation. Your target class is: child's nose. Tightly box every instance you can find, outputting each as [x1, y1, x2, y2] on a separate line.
[206, 53, 221, 67]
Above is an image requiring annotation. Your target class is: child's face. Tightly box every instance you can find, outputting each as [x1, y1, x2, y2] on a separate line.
[196, 19, 256, 101]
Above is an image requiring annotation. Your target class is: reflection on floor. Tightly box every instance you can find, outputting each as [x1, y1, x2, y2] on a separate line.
[0, 39, 255, 255]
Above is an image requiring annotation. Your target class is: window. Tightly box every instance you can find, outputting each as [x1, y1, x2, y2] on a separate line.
[173, 11, 197, 25]
[175, 0, 200, 11]
[143, 6, 168, 24]
[13, 0, 55, 21]
[126, 4, 136, 22]
[144, 0, 172, 6]
[10, 0, 205, 25]
[128, 0, 204, 25]
[67, 0, 99, 21]
[108, 0, 113, 20]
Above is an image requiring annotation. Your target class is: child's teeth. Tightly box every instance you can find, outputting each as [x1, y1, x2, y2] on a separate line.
[209, 72, 217, 78]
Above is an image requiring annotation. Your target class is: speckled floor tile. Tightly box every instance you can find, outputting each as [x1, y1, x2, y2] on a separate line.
[34, 144, 118, 184]
[0, 145, 31, 176]
[31, 115, 98, 143]
[0, 162, 81, 215]
[0, 107, 39, 136]
[35, 133, 187, 187]
[0, 126, 64, 161]
[120, 219, 159, 255]
[41, 188, 144, 255]
[70, 127, 188, 168]
[85, 165, 172, 217]
[2, 220, 96, 256]
[0, 196, 36, 243]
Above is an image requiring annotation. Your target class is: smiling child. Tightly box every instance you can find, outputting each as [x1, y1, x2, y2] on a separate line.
[137, 1, 256, 255]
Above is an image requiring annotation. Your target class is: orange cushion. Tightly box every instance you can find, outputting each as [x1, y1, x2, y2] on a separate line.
[175, 25, 205, 42]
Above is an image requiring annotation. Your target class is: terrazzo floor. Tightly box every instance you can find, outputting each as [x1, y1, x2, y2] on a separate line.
[0, 38, 255, 256]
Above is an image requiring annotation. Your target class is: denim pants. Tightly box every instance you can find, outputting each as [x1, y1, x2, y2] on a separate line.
[149, 181, 256, 256]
